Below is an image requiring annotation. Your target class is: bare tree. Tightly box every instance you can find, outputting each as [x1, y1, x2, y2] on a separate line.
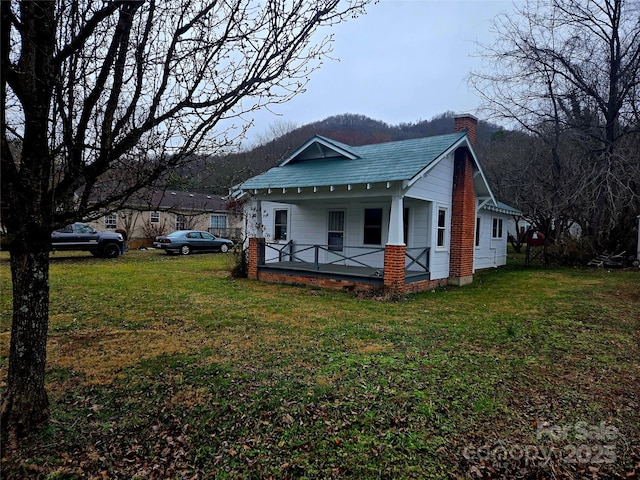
[118, 209, 141, 249]
[471, 0, 640, 248]
[0, 0, 370, 442]
[140, 217, 170, 242]
[252, 119, 300, 148]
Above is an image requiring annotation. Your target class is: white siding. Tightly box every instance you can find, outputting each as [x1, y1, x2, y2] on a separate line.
[406, 152, 454, 204]
[289, 204, 327, 264]
[252, 200, 385, 267]
[506, 217, 530, 240]
[243, 198, 264, 238]
[405, 199, 429, 247]
[405, 152, 455, 280]
[474, 209, 509, 269]
[428, 205, 451, 280]
[344, 202, 386, 267]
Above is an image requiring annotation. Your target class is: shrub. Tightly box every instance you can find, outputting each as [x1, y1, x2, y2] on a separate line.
[547, 237, 595, 265]
[231, 244, 248, 278]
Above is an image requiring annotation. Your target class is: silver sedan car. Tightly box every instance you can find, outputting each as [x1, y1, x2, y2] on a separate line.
[153, 230, 233, 255]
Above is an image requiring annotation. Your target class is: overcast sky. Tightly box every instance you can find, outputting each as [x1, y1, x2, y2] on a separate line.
[244, 0, 517, 144]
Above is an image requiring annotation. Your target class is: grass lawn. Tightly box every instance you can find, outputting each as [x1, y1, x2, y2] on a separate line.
[0, 249, 638, 479]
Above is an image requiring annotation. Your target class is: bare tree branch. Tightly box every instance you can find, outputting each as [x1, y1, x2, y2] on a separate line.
[0, 0, 372, 441]
[471, 0, 640, 248]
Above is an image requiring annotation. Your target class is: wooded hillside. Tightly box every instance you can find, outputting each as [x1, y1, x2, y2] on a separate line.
[171, 111, 639, 257]
[169, 112, 503, 194]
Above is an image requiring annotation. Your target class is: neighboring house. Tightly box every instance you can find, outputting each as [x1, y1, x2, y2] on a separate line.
[86, 189, 243, 249]
[234, 115, 520, 295]
[505, 216, 531, 242]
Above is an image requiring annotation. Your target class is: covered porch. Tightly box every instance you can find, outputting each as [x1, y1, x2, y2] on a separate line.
[242, 184, 449, 294]
[248, 238, 437, 293]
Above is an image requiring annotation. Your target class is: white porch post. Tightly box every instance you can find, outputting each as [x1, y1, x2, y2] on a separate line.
[387, 195, 405, 246]
[248, 197, 264, 281]
[254, 199, 263, 237]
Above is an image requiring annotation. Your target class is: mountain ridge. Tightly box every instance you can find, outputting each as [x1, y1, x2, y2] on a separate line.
[167, 111, 505, 194]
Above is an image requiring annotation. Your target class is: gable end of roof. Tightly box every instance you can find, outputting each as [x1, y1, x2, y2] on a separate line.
[279, 135, 359, 166]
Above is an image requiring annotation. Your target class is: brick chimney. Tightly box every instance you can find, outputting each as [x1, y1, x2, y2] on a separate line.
[449, 114, 477, 286]
[454, 114, 477, 147]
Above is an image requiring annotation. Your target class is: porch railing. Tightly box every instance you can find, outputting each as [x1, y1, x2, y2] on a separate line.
[261, 241, 430, 274]
[262, 241, 384, 271]
[405, 246, 430, 274]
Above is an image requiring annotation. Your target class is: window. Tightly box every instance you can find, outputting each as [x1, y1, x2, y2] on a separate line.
[436, 208, 447, 248]
[403, 207, 410, 245]
[176, 214, 186, 230]
[363, 208, 383, 245]
[327, 210, 345, 252]
[274, 209, 288, 241]
[210, 214, 227, 235]
[475, 217, 481, 247]
[150, 211, 160, 224]
[492, 218, 503, 239]
[210, 214, 227, 229]
[104, 212, 117, 229]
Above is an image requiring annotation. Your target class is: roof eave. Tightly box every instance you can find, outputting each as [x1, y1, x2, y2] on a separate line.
[405, 134, 468, 188]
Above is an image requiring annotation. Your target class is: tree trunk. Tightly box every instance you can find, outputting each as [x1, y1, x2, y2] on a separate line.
[1, 242, 50, 445]
[1, 0, 56, 444]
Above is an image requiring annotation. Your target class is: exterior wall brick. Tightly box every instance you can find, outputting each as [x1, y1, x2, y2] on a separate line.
[450, 114, 478, 286]
[255, 271, 449, 296]
[384, 244, 406, 294]
[404, 278, 446, 294]
[449, 147, 476, 285]
[257, 271, 380, 293]
[247, 237, 264, 281]
[454, 114, 477, 147]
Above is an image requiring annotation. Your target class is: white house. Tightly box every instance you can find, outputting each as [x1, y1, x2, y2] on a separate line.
[235, 115, 520, 294]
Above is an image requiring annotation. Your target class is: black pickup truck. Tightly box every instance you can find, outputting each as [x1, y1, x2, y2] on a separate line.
[51, 223, 124, 258]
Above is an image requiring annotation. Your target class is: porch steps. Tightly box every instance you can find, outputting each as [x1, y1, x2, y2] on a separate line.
[587, 251, 625, 267]
[587, 252, 610, 267]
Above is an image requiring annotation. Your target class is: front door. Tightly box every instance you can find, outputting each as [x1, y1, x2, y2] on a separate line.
[327, 209, 345, 265]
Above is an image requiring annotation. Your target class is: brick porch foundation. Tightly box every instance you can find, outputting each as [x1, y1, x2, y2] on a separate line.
[247, 237, 264, 281]
[246, 239, 447, 295]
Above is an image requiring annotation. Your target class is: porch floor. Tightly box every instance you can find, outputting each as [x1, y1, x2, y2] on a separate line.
[258, 261, 429, 283]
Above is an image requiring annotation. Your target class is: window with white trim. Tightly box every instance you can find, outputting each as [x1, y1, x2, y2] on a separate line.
[105, 212, 117, 229]
[176, 214, 186, 230]
[436, 208, 447, 248]
[475, 217, 481, 247]
[274, 209, 288, 241]
[150, 211, 160, 224]
[492, 218, 503, 239]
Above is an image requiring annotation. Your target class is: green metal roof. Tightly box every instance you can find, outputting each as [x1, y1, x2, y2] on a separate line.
[238, 132, 468, 190]
[483, 201, 522, 215]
